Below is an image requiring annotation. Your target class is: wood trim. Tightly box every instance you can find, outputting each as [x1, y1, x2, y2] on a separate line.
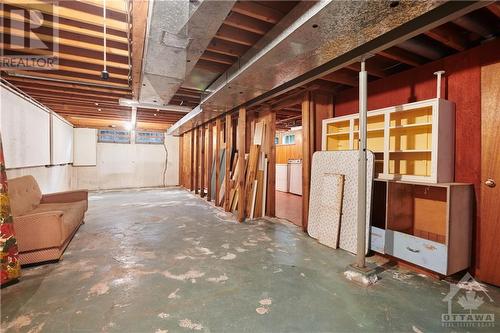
[200, 125, 206, 198]
[237, 107, 246, 222]
[190, 130, 195, 191]
[194, 128, 199, 194]
[301, 92, 313, 232]
[262, 105, 276, 217]
[207, 122, 214, 201]
[215, 118, 222, 206]
[224, 114, 232, 211]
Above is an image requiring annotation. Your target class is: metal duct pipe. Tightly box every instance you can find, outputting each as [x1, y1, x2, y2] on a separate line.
[139, 0, 235, 104]
[168, 1, 488, 136]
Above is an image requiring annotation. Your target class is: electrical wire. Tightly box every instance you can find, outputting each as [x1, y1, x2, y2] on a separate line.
[162, 137, 169, 187]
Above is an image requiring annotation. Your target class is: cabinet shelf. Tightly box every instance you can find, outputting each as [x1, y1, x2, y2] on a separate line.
[353, 128, 385, 133]
[322, 98, 455, 183]
[390, 123, 432, 130]
[326, 131, 350, 136]
[390, 149, 432, 153]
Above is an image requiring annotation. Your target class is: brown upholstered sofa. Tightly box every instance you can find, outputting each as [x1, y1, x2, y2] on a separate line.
[8, 176, 88, 265]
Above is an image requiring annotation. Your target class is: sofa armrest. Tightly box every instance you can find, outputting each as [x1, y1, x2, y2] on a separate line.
[41, 190, 88, 204]
[14, 211, 65, 252]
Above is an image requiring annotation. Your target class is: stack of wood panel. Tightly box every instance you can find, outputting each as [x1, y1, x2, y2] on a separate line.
[228, 121, 269, 219]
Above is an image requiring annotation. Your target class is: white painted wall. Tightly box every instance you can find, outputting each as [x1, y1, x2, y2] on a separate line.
[73, 134, 179, 190]
[6, 165, 73, 193]
[1, 83, 179, 192]
[73, 128, 97, 166]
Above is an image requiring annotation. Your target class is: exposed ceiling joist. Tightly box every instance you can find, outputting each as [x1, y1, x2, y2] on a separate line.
[223, 12, 272, 35]
[231, 1, 284, 24]
[3, 0, 128, 31]
[424, 24, 468, 51]
[378, 47, 427, 67]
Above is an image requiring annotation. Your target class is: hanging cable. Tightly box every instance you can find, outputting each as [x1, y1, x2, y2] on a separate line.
[101, 0, 109, 80]
[163, 137, 169, 187]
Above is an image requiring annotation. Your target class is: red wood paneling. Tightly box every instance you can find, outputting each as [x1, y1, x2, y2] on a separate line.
[333, 39, 500, 276]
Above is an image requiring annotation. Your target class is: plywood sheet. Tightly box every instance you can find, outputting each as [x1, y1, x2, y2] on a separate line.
[308, 173, 344, 249]
[308, 151, 374, 254]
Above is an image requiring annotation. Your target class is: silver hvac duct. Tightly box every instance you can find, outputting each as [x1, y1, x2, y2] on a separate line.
[168, 0, 488, 136]
[139, 0, 235, 104]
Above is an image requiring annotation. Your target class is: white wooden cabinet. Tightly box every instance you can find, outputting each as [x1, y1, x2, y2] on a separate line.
[322, 98, 455, 183]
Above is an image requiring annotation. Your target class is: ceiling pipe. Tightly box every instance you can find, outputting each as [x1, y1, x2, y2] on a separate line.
[139, 0, 235, 104]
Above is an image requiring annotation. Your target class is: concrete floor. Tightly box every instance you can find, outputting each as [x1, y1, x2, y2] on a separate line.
[2, 188, 499, 333]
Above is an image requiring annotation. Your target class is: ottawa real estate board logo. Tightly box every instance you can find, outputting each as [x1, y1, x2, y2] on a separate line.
[0, 2, 59, 70]
[442, 273, 495, 328]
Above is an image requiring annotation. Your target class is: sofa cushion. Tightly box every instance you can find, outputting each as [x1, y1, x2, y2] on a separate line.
[29, 200, 87, 239]
[8, 176, 42, 216]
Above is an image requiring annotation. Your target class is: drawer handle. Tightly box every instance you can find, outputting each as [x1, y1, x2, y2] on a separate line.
[406, 246, 420, 253]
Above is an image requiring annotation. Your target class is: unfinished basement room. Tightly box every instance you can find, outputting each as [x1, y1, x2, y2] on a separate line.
[1, 0, 500, 332]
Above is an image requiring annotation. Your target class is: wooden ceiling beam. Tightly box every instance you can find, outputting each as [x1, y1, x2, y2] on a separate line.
[63, 113, 130, 121]
[195, 59, 231, 74]
[215, 25, 261, 46]
[199, 51, 236, 65]
[26, 96, 121, 107]
[45, 103, 132, 116]
[231, 2, 284, 24]
[321, 69, 358, 87]
[4, 0, 128, 31]
[0, 9, 128, 44]
[78, 0, 128, 13]
[9, 70, 129, 88]
[207, 38, 249, 57]
[56, 0, 127, 21]
[223, 13, 272, 35]
[486, 2, 500, 18]
[2, 44, 129, 70]
[172, 90, 203, 99]
[425, 24, 468, 51]
[271, 92, 306, 111]
[345, 62, 387, 78]
[377, 46, 427, 67]
[2, 27, 129, 57]
[20, 89, 123, 102]
[5, 76, 131, 95]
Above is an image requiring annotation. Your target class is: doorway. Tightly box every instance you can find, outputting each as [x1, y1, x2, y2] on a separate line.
[274, 105, 303, 227]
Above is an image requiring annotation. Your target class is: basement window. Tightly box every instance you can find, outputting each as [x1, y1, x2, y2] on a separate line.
[135, 131, 165, 144]
[98, 129, 131, 144]
[282, 133, 295, 145]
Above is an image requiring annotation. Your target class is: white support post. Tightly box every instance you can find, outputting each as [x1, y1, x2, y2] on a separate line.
[434, 70, 445, 99]
[356, 60, 368, 268]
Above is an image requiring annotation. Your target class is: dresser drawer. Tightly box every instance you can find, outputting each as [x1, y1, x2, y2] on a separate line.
[385, 230, 447, 274]
[370, 226, 385, 253]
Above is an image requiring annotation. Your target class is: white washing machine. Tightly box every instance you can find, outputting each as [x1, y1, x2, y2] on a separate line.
[288, 159, 302, 195]
[276, 164, 288, 192]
